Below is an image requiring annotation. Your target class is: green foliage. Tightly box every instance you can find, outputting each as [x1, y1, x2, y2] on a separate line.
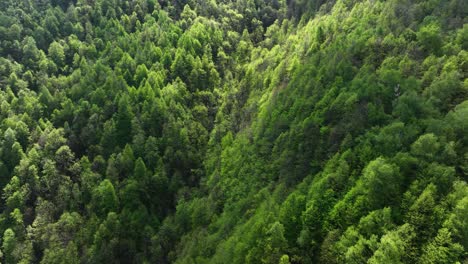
[115, 95, 134, 148]
[0, 0, 466, 263]
[92, 179, 119, 217]
[2, 228, 16, 264]
[419, 228, 464, 264]
[48, 41, 65, 68]
[417, 23, 443, 55]
[368, 224, 416, 264]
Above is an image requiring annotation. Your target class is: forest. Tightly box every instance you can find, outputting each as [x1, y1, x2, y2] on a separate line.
[0, 0, 466, 263]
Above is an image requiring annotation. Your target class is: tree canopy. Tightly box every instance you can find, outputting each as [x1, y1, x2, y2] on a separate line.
[0, 0, 466, 263]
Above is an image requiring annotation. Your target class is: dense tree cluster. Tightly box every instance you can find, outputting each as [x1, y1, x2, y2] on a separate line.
[0, 0, 466, 263]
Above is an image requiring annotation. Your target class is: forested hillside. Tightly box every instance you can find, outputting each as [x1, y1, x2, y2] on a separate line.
[0, 0, 466, 263]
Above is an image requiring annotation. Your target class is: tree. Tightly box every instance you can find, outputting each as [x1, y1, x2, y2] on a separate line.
[100, 120, 117, 156]
[362, 158, 401, 208]
[149, 159, 170, 214]
[171, 48, 194, 81]
[405, 184, 438, 245]
[48, 41, 65, 68]
[2, 228, 17, 264]
[91, 212, 121, 263]
[92, 179, 119, 217]
[411, 133, 440, 160]
[368, 224, 416, 264]
[2, 128, 24, 171]
[133, 158, 148, 181]
[262, 221, 288, 264]
[117, 53, 136, 84]
[134, 64, 148, 86]
[22, 36, 42, 69]
[43, 10, 60, 37]
[279, 254, 291, 264]
[418, 228, 464, 264]
[119, 144, 135, 176]
[358, 208, 394, 238]
[41, 242, 80, 264]
[8, 72, 28, 93]
[444, 196, 468, 249]
[55, 145, 75, 173]
[115, 95, 134, 147]
[417, 23, 442, 55]
[279, 192, 305, 244]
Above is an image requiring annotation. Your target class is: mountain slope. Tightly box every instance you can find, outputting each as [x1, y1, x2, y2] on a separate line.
[0, 0, 466, 263]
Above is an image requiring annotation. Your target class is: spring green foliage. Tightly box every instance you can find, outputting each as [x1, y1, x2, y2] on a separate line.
[0, 0, 466, 263]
